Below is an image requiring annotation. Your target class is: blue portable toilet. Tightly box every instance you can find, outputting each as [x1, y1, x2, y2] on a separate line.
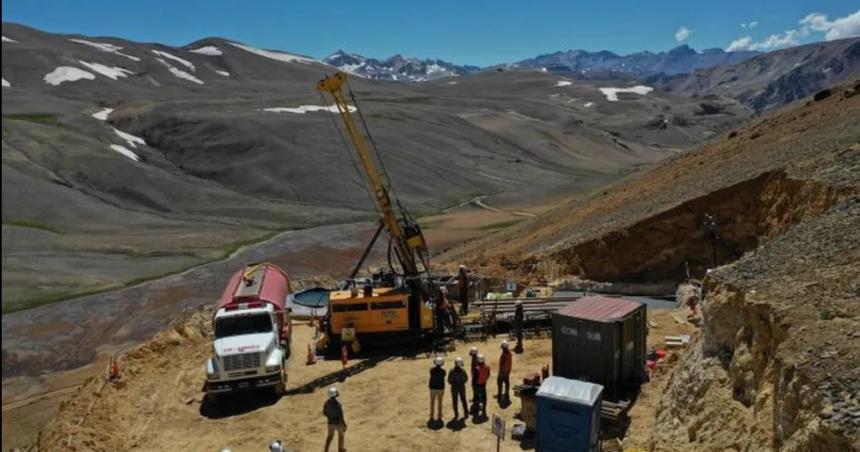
[536, 376, 603, 452]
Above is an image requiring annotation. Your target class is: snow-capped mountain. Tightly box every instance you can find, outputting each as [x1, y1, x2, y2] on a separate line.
[506, 45, 761, 77]
[323, 50, 480, 82]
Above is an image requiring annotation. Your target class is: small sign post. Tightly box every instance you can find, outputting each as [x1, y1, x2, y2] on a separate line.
[492, 414, 506, 452]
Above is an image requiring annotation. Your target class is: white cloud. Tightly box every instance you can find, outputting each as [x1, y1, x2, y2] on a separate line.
[801, 9, 860, 41]
[726, 9, 859, 52]
[675, 26, 693, 42]
[750, 29, 805, 50]
[727, 36, 753, 51]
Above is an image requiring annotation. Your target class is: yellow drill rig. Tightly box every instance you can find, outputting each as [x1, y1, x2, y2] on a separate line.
[315, 72, 451, 352]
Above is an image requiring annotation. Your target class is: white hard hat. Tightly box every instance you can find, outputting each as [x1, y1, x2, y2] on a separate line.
[459, 264, 466, 269]
[515, 299, 523, 306]
[477, 354, 485, 363]
[469, 346, 478, 356]
[328, 386, 339, 398]
[501, 340, 509, 349]
[269, 440, 284, 452]
[220, 449, 232, 452]
[434, 356, 444, 367]
[455, 357, 464, 367]
[440, 286, 448, 294]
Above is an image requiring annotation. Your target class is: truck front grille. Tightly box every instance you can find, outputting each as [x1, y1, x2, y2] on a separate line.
[223, 352, 261, 371]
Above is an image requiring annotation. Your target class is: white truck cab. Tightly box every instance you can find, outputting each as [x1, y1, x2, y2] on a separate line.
[205, 303, 288, 402]
[204, 263, 293, 404]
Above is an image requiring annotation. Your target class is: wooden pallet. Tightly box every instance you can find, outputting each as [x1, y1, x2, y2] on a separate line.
[601, 399, 631, 422]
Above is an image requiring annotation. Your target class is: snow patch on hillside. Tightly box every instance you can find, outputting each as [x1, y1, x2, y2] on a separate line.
[69, 39, 141, 61]
[599, 85, 653, 101]
[556, 80, 572, 87]
[2, 78, 10, 88]
[112, 127, 146, 148]
[584, 102, 595, 107]
[109, 144, 140, 162]
[215, 70, 230, 77]
[155, 58, 204, 85]
[190, 46, 222, 56]
[44, 66, 96, 85]
[261, 105, 357, 114]
[92, 108, 114, 121]
[151, 50, 196, 71]
[78, 61, 133, 80]
[2, 36, 18, 43]
[229, 42, 316, 64]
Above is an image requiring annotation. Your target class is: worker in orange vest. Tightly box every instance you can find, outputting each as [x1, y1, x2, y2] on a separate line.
[497, 340, 513, 403]
[475, 354, 490, 418]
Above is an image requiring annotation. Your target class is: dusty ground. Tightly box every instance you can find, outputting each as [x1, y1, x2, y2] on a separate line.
[1, 196, 570, 451]
[28, 306, 694, 452]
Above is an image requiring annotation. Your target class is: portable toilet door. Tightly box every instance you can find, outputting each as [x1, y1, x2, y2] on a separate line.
[536, 376, 603, 452]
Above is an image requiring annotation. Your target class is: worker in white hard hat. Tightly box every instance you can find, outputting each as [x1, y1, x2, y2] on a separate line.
[447, 356, 469, 419]
[269, 440, 284, 452]
[323, 386, 347, 452]
[497, 340, 513, 402]
[474, 354, 491, 418]
[428, 356, 446, 422]
[469, 346, 480, 410]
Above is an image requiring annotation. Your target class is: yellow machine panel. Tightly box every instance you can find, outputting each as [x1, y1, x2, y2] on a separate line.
[330, 288, 415, 334]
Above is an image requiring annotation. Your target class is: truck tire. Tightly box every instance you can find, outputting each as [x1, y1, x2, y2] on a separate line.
[273, 367, 287, 396]
[205, 393, 219, 405]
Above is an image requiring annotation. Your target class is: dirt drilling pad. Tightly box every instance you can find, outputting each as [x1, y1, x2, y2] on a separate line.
[33, 306, 691, 451]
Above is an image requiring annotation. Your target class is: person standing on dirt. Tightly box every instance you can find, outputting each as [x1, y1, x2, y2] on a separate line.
[497, 340, 513, 402]
[323, 386, 347, 452]
[475, 354, 491, 418]
[448, 356, 469, 419]
[436, 287, 451, 333]
[513, 300, 525, 353]
[469, 346, 479, 411]
[457, 264, 471, 315]
[428, 356, 446, 421]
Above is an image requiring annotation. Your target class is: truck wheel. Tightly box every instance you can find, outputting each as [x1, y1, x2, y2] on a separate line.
[273, 368, 287, 396]
[205, 393, 219, 405]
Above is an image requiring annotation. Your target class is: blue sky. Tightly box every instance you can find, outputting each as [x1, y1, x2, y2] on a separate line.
[3, 1, 859, 66]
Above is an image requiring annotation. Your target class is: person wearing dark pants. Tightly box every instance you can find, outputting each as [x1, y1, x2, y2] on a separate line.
[457, 264, 471, 315]
[447, 356, 469, 419]
[323, 387, 347, 452]
[469, 347, 479, 411]
[475, 354, 490, 418]
[497, 340, 513, 402]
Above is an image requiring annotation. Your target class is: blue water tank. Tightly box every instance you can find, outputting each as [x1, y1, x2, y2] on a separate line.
[536, 376, 603, 452]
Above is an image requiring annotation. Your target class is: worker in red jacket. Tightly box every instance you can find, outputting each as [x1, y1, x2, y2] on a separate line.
[497, 340, 513, 402]
[475, 354, 490, 418]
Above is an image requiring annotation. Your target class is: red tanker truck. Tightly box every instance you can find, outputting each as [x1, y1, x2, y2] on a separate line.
[203, 263, 292, 403]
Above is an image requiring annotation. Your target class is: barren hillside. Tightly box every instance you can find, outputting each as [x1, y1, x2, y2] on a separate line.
[2, 22, 752, 311]
[441, 80, 860, 450]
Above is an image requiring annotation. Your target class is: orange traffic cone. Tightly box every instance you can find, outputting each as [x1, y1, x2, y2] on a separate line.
[306, 343, 317, 365]
[109, 356, 121, 382]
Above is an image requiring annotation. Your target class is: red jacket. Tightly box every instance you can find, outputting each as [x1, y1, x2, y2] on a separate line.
[476, 364, 491, 385]
[499, 350, 512, 375]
